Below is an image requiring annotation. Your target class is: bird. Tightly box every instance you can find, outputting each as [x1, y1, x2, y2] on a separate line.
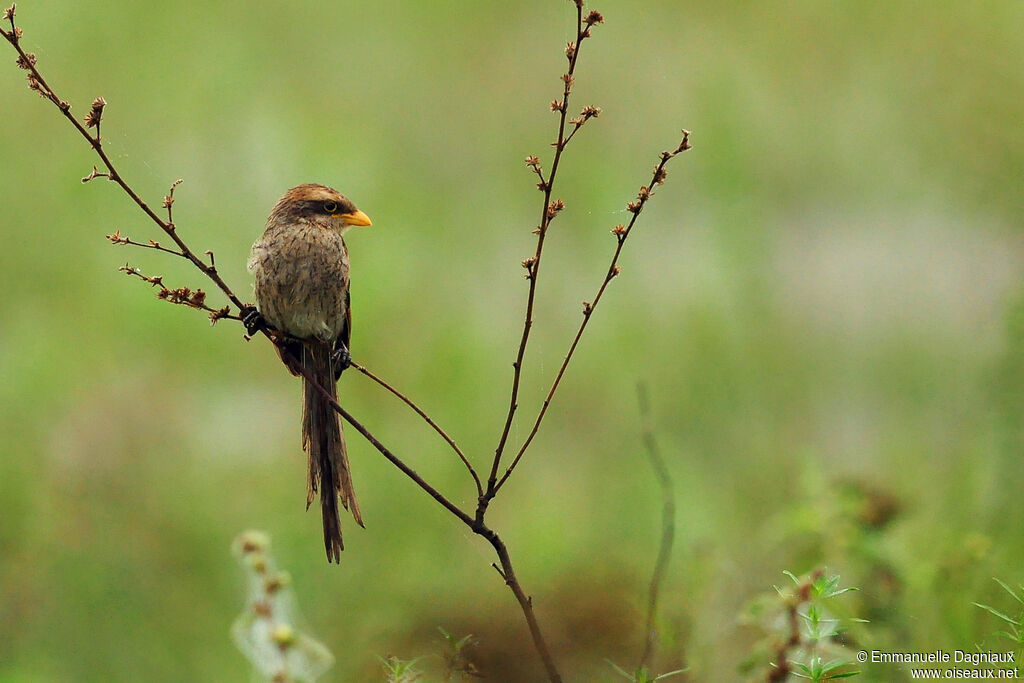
[245, 183, 373, 563]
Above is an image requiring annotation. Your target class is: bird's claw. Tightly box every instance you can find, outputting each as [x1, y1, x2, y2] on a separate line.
[241, 306, 266, 336]
[332, 344, 352, 373]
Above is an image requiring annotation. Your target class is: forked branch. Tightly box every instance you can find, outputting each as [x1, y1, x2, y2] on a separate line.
[494, 131, 691, 493]
[487, 2, 606, 497]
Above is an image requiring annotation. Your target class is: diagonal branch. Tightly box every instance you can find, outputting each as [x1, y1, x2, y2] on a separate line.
[294, 354, 561, 682]
[351, 361, 482, 497]
[292, 352, 475, 528]
[494, 131, 691, 492]
[1, 9, 242, 314]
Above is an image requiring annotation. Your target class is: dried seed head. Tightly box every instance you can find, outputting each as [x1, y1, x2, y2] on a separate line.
[2, 5, 14, 21]
[550, 99, 564, 112]
[561, 73, 574, 87]
[653, 166, 668, 184]
[546, 199, 565, 218]
[675, 130, 692, 153]
[611, 224, 626, 236]
[209, 306, 230, 325]
[585, 10, 604, 26]
[15, 51, 34, 69]
[580, 105, 601, 118]
[565, 41, 576, 60]
[84, 97, 106, 129]
[637, 186, 651, 201]
[26, 72, 41, 92]
[627, 200, 642, 214]
[525, 155, 540, 168]
[522, 255, 538, 278]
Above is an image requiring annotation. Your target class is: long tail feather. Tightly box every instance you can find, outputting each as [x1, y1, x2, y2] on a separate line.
[301, 341, 362, 563]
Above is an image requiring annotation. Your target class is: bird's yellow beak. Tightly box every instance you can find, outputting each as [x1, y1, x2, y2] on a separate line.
[339, 209, 372, 227]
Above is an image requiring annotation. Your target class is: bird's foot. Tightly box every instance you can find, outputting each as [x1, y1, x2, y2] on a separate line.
[241, 306, 266, 336]
[332, 343, 352, 373]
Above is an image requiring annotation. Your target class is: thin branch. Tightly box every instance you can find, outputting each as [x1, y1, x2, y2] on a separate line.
[301, 353, 562, 681]
[0, 11, 244, 314]
[284, 346, 475, 528]
[119, 262, 240, 323]
[474, 522, 563, 683]
[636, 382, 676, 671]
[351, 361, 482, 497]
[107, 229, 187, 258]
[486, 3, 604, 501]
[495, 131, 691, 492]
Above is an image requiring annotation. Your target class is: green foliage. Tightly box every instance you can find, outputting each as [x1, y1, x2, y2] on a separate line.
[606, 661, 687, 682]
[744, 570, 863, 681]
[790, 656, 860, 681]
[379, 654, 423, 683]
[974, 578, 1024, 659]
[438, 627, 483, 681]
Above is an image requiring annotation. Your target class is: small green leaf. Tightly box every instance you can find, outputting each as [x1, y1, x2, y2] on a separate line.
[994, 578, 1024, 606]
[974, 602, 1019, 625]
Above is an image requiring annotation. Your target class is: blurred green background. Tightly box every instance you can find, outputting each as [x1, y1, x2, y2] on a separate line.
[2, 0, 1023, 681]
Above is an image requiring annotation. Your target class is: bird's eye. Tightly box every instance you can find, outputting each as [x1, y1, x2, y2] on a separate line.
[322, 201, 339, 214]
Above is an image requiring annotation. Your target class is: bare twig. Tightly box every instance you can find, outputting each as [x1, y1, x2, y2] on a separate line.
[107, 229, 187, 258]
[636, 382, 676, 671]
[351, 361, 483, 497]
[118, 262, 239, 323]
[282, 345, 475, 528]
[473, 522, 564, 683]
[0, 9, 243, 314]
[486, 2, 604, 501]
[494, 131, 691, 492]
[296, 354, 562, 682]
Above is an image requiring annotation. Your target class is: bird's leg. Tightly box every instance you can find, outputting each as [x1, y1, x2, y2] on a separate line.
[332, 341, 352, 373]
[241, 306, 266, 336]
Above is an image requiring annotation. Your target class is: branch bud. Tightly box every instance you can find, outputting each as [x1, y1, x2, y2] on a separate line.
[546, 199, 565, 219]
[83, 96, 106, 128]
